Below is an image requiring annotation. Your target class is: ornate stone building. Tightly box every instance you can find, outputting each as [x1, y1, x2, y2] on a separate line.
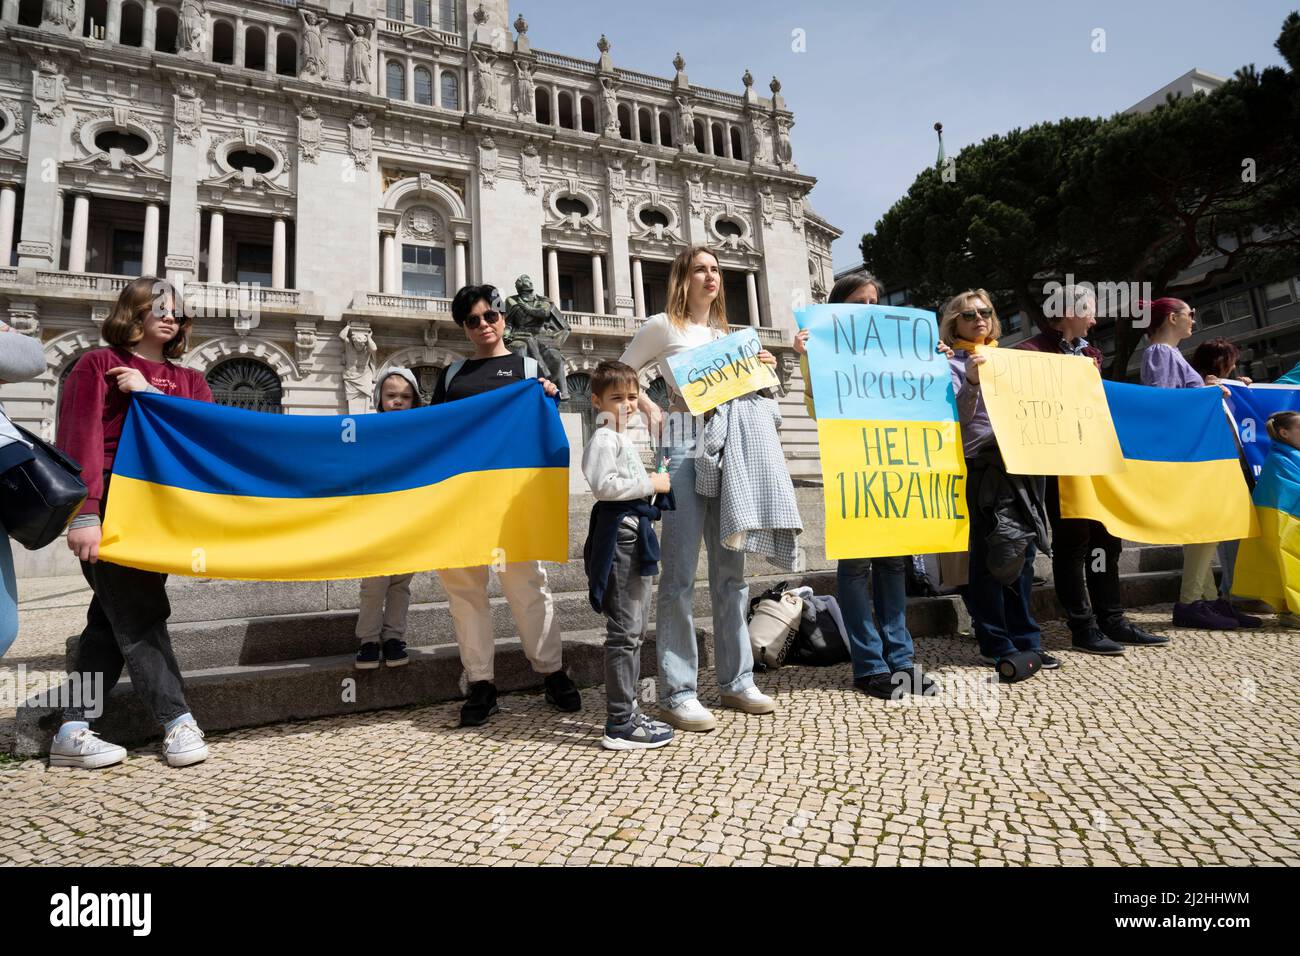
[0, 0, 839, 483]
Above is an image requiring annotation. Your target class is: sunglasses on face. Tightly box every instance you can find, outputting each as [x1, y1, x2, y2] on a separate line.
[464, 310, 502, 330]
[959, 308, 994, 320]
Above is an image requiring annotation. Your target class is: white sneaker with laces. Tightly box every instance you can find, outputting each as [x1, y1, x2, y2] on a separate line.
[719, 685, 777, 715]
[48, 728, 127, 770]
[658, 698, 717, 732]
[163, 720, 209, 768]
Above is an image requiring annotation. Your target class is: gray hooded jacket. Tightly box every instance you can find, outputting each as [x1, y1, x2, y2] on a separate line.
[372, 366, 423, 411]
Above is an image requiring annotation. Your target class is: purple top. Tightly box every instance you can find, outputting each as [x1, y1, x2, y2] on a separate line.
[1140, 343, 1204, 389]
[949, 351, 994, 458]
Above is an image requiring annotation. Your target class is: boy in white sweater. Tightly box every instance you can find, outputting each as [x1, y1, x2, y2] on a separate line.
[581, 361, 676, 750]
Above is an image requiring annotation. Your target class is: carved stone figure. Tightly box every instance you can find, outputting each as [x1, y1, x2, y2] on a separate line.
[179, 0, 206, 54]
[600, 77, 620, 136]
[339, 323, 377, 414]
[513, 60, 535, 118]
[504, 275, 570, 399]
[32, 61, 67, 125]
[775, 117, 794, 165]
[473, 51, 499, 112]
[478, 136, 498, 188]
[299, 11, 328, 80]
[520, 145, 541, 194]
[173, 85, 203, 144]
[348, 112, 371, 169]
[675, 95, 695, 150]
[748, 114, 770, 163]
[298, 105, 322, 163]
[345, 23, 372, 88]
[42, 0, 74, 28]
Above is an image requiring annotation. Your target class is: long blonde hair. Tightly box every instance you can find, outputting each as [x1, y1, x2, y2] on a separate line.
[666, 246, 729, 331]
[939, 288, 1001, 346]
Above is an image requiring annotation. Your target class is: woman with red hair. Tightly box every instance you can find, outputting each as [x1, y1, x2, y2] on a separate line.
[1140, 299, 1260, 631]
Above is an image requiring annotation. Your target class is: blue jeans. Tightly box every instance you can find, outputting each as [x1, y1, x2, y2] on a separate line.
[1, 525, 16, 658]
[837, 556, 914, 679]
[655, 442, 755, 709]
[1217, 539, 1238, 598]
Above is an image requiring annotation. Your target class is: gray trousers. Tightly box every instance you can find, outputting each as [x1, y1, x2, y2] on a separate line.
[356, 573, 415, 644]
[602, 525, 651, 728]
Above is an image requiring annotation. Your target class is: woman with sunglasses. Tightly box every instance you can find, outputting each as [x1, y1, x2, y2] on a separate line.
[52, 276, 213, 769]
[943, 290, 1053, 675]
[430, 284, 580, 728]
[1140, 298, 1255, 631]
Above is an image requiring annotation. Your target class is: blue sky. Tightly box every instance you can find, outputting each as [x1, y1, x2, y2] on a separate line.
[521, 0, 1296, 269]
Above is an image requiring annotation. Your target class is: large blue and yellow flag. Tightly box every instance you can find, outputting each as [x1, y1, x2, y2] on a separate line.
[1231, 443, 1300, 612]
[1058, 380, 1257, 544]
[100, 381, 569, 580]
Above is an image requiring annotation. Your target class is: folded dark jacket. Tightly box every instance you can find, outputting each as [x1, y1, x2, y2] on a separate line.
[583, 493, 676, 612]
[968, 450, 1050, 585]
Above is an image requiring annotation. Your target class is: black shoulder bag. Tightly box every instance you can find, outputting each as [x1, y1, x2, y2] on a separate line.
[0, 423, 89, 550]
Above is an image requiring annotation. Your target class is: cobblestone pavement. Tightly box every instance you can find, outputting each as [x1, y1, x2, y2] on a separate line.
[2, 578, 1297, 866]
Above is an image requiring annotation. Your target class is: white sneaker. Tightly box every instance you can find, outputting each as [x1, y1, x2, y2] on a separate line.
[163, 720, 209, 768]
[719, 685, 777, 715]
[658, 698, 717, 732]
[48, 727, 127, 770]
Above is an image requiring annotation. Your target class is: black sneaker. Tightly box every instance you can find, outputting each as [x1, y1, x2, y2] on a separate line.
[354, 642, 381, 670]
[854, 673, 901, 700]
[1070, 627, 1125, 656]
[892, 667, 939, 696]
[543, 670, 581, 712]
[459, 681, 498, 727]
[382, 638, 409, 668]
[1036, 652, 1063, 670]
[1102, 620, 1170, 647]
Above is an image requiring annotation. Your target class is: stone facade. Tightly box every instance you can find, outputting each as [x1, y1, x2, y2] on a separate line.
[0, 1, 839, 560]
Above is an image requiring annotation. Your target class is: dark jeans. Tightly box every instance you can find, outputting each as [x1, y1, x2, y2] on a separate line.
[837, 556, 914, 679]
[1045, 478, 1124, 636]
[63, 477, 190, 726]
[966, 462, 1042, 659]
[602, 525, 650, 728]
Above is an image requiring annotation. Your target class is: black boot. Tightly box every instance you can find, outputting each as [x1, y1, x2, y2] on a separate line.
[543, 670, 581, 712]
[459, 681, 499, 727]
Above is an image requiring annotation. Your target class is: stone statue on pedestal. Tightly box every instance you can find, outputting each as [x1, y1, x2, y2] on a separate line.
[339, 322, 377, 413]
[504, 275, 570, 399]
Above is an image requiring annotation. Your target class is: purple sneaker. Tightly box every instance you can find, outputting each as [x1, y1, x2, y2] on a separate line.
[1172, 600, 1238, 630]
[1210, 599, 1262, 629]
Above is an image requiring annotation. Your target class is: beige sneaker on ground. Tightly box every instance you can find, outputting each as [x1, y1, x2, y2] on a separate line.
[719, 686, 777, 714]
[658, 698, 718, 732]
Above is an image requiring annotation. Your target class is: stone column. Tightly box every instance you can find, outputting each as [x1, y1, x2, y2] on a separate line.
[68, 195, 90, 273]
[272, 217, 286, 288]
[746, 270, 761, 326]
[266, 26, 277, 74]
[406, 57, 415, 102]
[591, 252, 605, 315]
[550, 87, 559, 127]
[546, 247, 560, 307]
[703, 122, 714, 155]
[381, 231, 397, 293]
[106, 0, 123, 42]
[1, 1, 18, 24]
[433, 63, 442, 107]
[234, 18, 247, 67]
[143, 0, 156, 49]
[207, 209, 224, 283]
[454, 240, 467, 292]
[723, 124, 733, 159]
[142, 202, 160, 275]
[0, 185, 16, 267]
[632, 256, 645, 318]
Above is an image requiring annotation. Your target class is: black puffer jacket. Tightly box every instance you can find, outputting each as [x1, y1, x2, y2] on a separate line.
[967, 449, 1050, 585]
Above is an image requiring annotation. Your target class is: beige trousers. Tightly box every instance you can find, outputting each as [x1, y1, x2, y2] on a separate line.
[437, 560, 563, 683]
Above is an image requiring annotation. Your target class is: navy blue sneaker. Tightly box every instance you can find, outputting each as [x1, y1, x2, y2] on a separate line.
[382, 638, 409, 668]
[355, 642, 381, 670]
[602, 713, 674, 751]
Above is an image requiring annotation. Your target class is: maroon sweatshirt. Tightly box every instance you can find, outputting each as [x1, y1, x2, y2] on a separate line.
[56, 346, 213, 518]
[1014, 329, 1103, 370]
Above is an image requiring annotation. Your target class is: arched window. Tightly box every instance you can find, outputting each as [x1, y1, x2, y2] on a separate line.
[83, 0, 107, 39]
[206, 358, 284, 414]
[693, 118, 706, 152]
[658, 112, 673, 147]
[440, 71, 459, 110]
[580, 97, 596, 133]
[276, 34, 297, 77]
[557, 91, 575, 130]
[414, 66, 433, 105]
[711, 122, 725, 156]
[120, 1, 144, 46]
[534, 88, 552, 124]
[155, 6, 179, 52]
[18, 0, 43, 28]
[617, 103, 632, 140]
[637, 108, 653, 144]
[730, 126, 744, 161]
[386, 61, 406, 100]
[245, 26, 267, 70]
[212, 20, 235, 65]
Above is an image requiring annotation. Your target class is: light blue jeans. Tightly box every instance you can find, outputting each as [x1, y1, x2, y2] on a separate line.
[837, 556, 914, 680]
[655, 441, 755, 709]
[1, 524, 17, 658]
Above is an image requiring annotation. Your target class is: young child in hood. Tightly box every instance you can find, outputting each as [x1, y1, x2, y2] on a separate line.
[354, 367, 422, 669]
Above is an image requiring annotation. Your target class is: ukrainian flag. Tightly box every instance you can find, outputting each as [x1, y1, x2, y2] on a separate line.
[99, 381, 570, 580]
[1058, 380, 1257, 544]
[1231, 443, 1300, 612]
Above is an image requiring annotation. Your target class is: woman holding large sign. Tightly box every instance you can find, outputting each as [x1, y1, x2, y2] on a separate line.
[943, 290, 1054, 676]
[621, 246, 779, 731]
